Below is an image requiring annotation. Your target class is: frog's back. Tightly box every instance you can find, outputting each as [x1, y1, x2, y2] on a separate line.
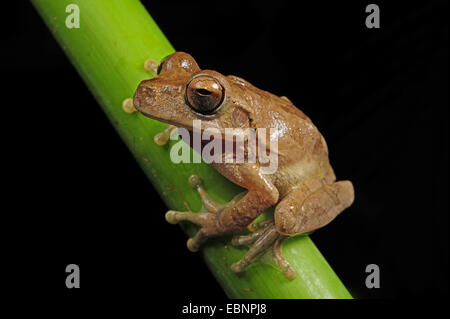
[228, 75, 308, 120]
[227, 75, 329, 160]
[227, 75, 334, 194]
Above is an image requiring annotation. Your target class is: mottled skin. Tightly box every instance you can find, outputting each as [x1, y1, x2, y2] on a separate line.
[133, 52, 354, 279]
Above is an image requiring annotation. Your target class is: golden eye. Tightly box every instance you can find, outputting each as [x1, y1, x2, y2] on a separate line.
[186, 76, 224, 114]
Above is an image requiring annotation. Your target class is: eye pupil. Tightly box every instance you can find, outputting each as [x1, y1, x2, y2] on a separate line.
[196, 89, 211, 95]
[186, 77, 224, 114]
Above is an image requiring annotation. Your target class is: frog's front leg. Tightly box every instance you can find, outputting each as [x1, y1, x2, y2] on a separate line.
[165, 175, 221, 251]
[166, 164, 279, 252]
[166, 174, 240, 251]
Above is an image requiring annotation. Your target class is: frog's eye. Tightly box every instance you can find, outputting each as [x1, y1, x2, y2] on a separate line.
[186, 76, 224, 114]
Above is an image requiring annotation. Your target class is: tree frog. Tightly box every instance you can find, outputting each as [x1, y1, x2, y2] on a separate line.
[132, 52, 354, 280]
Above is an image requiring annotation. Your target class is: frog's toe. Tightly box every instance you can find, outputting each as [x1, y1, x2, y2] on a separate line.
[154, 132, 169, 146]
[247, 217, 274, 232]
[186, 238, 198, 252]
[230, 260, 246, 274]
[154, 125, 176, 146]
[231, 226, 279, 276]
[231, 218, 274, 247]
[231, 229, 265, 247]
[188, 174, 202, 188]
[283, 267, 297, 281]
[186, 230, 207, 252]
[231, 225, 297, 280]
[165, 210, 179, 224]
[188, 175, 225, 214]
[272, 235, 297, 280]
[144, 58, 159, 76]
[122, 98, 136, 113]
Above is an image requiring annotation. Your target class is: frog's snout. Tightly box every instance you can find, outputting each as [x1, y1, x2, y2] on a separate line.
[133, 82, 153, 112]
[132, 93, 141, 110]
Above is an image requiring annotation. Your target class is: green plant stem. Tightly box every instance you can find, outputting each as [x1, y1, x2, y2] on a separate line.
[32, 0, 352, 299]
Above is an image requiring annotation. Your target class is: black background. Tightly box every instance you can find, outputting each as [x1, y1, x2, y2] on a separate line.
[2, 0, 448, 308]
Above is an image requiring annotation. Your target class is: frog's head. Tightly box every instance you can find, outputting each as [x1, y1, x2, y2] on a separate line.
[133, 52, 250, 133]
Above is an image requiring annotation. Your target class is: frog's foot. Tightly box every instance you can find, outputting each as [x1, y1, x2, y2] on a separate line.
[165, 209, 216, 252]
[165, 174, 234, 252]
[247, 217, 274, 233]
[231, 218, 273, 246]
[231, 223, 297, 280]
[154, 125, 177, 146]
[272, 236, 297, 280]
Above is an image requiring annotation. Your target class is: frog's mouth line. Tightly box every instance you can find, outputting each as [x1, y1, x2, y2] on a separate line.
[142, 112, 279, 149]
[136, 104, 222, 133]
[170, 125, 280, 157]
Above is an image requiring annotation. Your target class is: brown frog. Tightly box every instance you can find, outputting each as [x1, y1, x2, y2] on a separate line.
[132, 52, 354, 280]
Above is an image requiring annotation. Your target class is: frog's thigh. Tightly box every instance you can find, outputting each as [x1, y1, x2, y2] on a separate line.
[274, 181, 354, 235]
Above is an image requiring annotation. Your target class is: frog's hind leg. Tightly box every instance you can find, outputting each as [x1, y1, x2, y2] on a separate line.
[231, 218, 274, 246]
[272, 236, 297, 280]
[231, 223, 297, 280]
[231, 179, 354, 280]
[275, 180, 354, 236]
[230, 225, 280, 275]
